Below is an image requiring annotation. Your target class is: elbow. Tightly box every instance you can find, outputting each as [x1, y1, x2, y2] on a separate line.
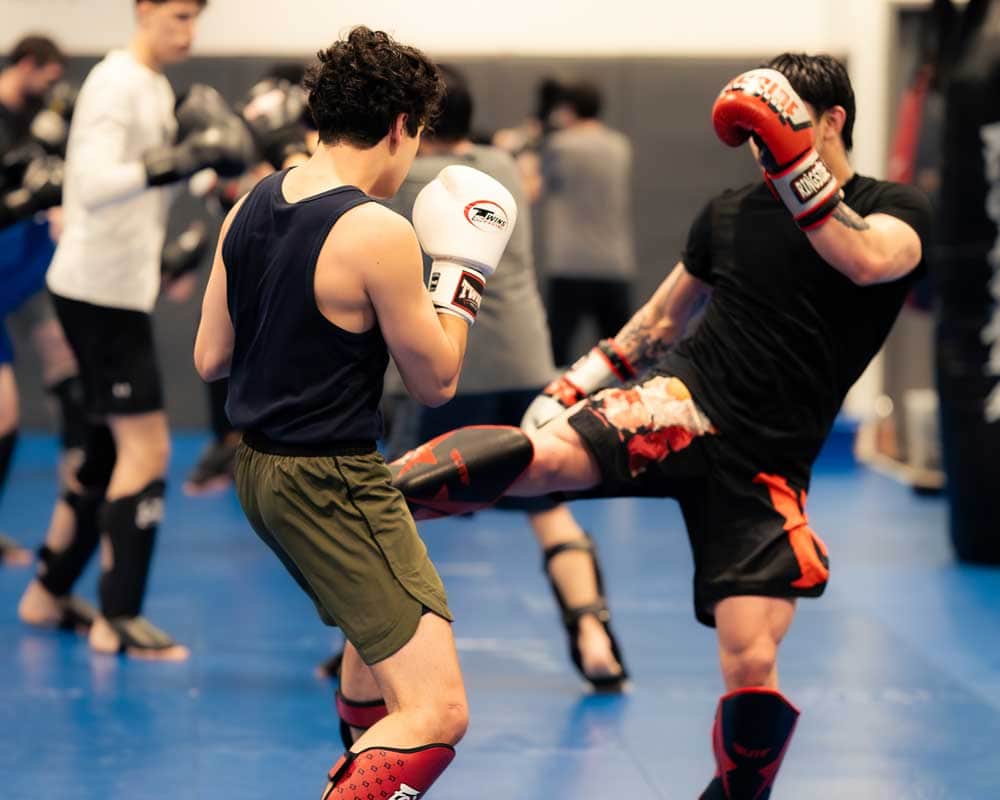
[194, 347, 230, 383]
[414, 375, 459, 408]
[844, 254, 888, 287]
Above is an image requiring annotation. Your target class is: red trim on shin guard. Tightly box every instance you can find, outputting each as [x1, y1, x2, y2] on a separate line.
[390, 425, 533, 520]
[324, 744, 455, 800]
[709, 688, 799, 800]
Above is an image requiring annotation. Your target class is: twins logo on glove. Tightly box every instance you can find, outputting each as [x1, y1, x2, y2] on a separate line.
[464, 200, 509, 232]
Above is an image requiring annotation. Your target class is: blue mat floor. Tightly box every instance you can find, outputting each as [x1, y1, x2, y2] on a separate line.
[1, 432, 998, 799]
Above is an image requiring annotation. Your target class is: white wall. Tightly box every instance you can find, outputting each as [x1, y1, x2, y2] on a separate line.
[7, 0, 846, 57]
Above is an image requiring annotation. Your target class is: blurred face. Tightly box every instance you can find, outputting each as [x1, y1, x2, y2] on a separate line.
[748, 101, 843, 166]
[21, 59, 64, 99]
[138, 1, 203, 65]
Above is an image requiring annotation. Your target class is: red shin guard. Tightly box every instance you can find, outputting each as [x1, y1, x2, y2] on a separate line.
[390, 425, 533, 520]
[701, 688, 799, 800]
[323, 744, 455, 800]
[336, 691, 388, 749]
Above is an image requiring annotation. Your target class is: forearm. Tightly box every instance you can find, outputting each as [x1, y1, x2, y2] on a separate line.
[422, 314, 469, 405]
[73, 161, 148, 211]
[807, 202, 921, 286]
[614, 265, 708, 372]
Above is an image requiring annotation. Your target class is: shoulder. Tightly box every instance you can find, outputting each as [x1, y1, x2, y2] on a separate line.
[77, 52, 141, 108]
[852, 176, 933, 238]
[328, 200, 419, 262]
[707, 182, 765, 214]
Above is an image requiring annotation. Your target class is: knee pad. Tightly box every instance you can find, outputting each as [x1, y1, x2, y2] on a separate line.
[47, 376, 88, 451]
[323, 744, 455, 800]
[390, 425, 533, 520]
[702, 688, 799, 800]
[38, 488, 103, 596]
[76, 424, 117, 489]
[336, 691, 388, 749]
[98, 479, 166, 618]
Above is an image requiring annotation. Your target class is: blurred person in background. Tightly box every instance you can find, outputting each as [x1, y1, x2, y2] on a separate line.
[0, 34, 85, 566]
[538, 80, 636, 366]
[17, 0, 254, 659]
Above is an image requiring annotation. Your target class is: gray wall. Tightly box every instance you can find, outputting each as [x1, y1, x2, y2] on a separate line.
[11, 54, 764, 430]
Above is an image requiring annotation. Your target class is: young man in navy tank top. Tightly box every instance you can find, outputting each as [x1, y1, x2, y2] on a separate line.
[194, 27, 517, 799]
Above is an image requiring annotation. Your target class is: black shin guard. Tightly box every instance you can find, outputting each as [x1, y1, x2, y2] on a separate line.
[37, 488, 104, 596]
[46, 376, 88, 451]
[76, 424, 117, 488]
[0, 430, 16, 498]
[390, 425, 534, 520]
[98, 479, 166, 619]
[701, 689, 800, 800]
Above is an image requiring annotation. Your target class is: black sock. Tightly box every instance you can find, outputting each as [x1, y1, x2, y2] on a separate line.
[98, 479, 166, 618]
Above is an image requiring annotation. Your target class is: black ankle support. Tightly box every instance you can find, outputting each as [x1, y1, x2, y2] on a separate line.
[37, 488, 103, 596]
[98, 479, 166, 618]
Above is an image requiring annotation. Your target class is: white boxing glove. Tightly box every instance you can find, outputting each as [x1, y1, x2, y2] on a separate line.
[521, 339, 637, 431]
[412, 164, 517, 324]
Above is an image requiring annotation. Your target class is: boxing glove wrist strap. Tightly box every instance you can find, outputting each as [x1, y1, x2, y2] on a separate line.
[428, 260, 486, 325]
[767, 148, 842, 230]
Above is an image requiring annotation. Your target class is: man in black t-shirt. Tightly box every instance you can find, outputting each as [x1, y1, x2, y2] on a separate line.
[0, 35, 83, 569]
[389, 54, 931, 799]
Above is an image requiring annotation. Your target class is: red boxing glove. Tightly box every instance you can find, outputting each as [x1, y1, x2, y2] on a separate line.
[712, 68, 842, 230]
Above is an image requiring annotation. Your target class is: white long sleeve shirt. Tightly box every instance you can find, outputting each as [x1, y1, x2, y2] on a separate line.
[47, 50, 177, 312]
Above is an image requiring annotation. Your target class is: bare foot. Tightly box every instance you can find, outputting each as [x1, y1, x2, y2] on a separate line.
[0, 533, 33, 567]
[18, 580, 96, 635]
[89, 616, 191, 662]
[576, 613, 625, 686]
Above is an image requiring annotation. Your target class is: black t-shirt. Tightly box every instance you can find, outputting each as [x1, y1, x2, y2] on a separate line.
[662, 175, 932, 479]
[0, 100, 36, 190]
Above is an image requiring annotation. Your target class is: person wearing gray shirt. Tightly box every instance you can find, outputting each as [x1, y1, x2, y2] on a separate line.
[541, 81, 636, 365]
[372, 66, 628, 692]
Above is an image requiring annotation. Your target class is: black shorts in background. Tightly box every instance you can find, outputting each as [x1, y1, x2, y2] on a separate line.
[51, 293, 163, 416]
[565, 373, 830, 627]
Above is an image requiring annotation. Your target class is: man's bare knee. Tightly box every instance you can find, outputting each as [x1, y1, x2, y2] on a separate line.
[721, 638, 778, 688]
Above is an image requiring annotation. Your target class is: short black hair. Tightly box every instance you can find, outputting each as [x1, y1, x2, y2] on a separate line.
[765, 53, 855, 151]
[563, 81, 602, 119]
[534, 78, 565, 123]
[304, 26, 444, 148]
[425, 64, 472, 143]
[9, 35, 65, 68]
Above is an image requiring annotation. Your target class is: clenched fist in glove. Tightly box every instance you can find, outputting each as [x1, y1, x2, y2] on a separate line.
[413, 164, 517, 325]
[521, 339, 636, 431]
[712, 69, 841, 229]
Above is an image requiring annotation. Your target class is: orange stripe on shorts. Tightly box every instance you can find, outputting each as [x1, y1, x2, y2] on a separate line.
[753, 473, 829, 590]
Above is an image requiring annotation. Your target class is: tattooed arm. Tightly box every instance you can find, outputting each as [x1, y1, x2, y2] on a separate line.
[806, 200, 923, 286]
[615, 262, 711, 372]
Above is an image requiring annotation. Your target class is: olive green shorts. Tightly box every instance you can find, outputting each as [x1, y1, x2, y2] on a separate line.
[233, 442, 452, 665]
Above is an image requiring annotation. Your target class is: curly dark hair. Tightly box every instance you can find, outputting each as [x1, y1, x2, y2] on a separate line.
[765, 53, 856, 151]
[305, 27, 444, 148]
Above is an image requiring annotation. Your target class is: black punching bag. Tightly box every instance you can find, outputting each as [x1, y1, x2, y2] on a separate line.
[934, 0, 1000, 563]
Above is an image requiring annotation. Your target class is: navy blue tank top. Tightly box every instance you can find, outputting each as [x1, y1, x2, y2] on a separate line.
[222, 170, 388, 451]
